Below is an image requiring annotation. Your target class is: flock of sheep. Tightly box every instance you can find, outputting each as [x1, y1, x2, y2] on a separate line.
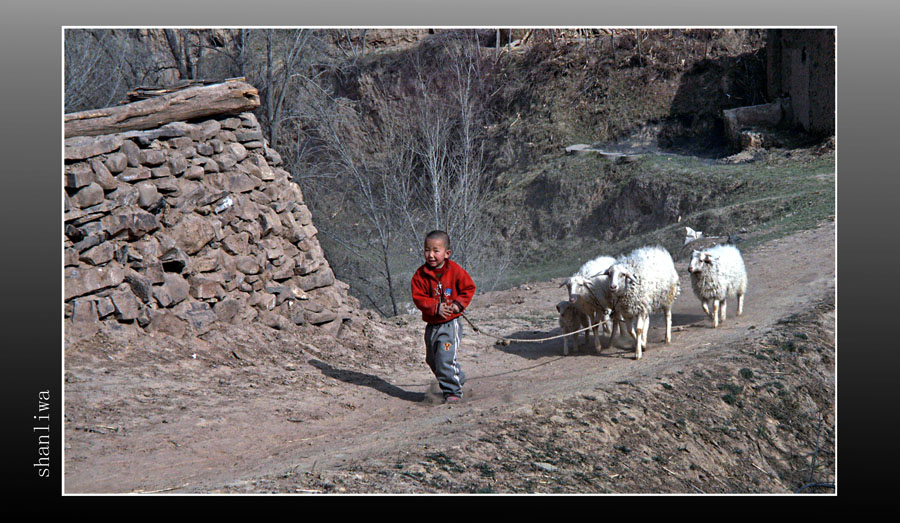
[556, 242, 747, 360]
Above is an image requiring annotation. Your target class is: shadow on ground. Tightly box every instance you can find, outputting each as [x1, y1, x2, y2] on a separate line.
[308, 359, 425, 403]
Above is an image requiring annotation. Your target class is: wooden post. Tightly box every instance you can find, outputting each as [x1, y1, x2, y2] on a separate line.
[64, 79, 261, 138]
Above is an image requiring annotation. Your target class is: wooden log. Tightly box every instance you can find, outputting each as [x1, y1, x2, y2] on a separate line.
[64, 79, 261, 138]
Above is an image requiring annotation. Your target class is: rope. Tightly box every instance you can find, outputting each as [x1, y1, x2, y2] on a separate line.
[459, 312, 607, 344]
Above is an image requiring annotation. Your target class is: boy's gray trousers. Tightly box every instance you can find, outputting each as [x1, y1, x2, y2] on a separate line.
[424, 318, 467, 398]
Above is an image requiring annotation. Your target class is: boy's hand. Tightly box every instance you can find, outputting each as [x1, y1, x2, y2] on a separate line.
[439, 302, 460, 318]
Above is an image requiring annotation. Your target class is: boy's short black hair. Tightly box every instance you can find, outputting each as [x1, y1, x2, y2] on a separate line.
[425, 230, 450, 249]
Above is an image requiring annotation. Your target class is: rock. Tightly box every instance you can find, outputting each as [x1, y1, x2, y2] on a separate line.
[294, 205, 313, 226]
[225, 172, 258, 193]
[120, 140, 141, 167]
[71, 298, 99, 323]
[68, 299, 100, 338]
[140, 149, 167, 166]
[167, 154, 188, 176]
[107, 184, 139, 207]
[258, 310, 293, 330]
[101, 205, 159, 240]
[264, 146, 283, 166]
[110, 288, 141, 321]
[125, 270, 154, 303]
[222, 232, 250, 256]
[195, 142, 214, 156]
[193, 247, 222, 272]
[147, 311, 188, 338]
[258, 207, 282, 237]
[167, 214, 216, 255]
[65, 135, 123, 161]
[234, 255, 260, 275]
[176, 301, 217, 335]
[136, 181, 161, 209]
[104, 152, 128, 174]
[269, 259, 296, 281]
[213, 152, 237, 170]
[296, 267, 334, 292]
[249, 291, 276, 311]
[65, 248, 80, 266]
[159, 247, 191, 274]
[184, 165, 205, 180]
[305, 309, 338, 325]
[117, 166, 152, 183]
[65, 263, 126, 300]
[213, 299, 243, 323]
[234, 129, 263, 142]
[65, 163, 96, 189]
[533, 462, 558, 473]
[79, 242, 115, 265]
[95, 296, 116, 318]
[188, 276, 225, 300]
[194, 120, 221, 141]
[169, 136, 194, 150]
[72, 182, 105, 208]
[209, 138, 225, 154]
[225, 142, 248, 162]
[90, 158, 119, 191]
[150, 165, 172, 178]
[154, 274, 190, 308]
[221, 117, 242, 130]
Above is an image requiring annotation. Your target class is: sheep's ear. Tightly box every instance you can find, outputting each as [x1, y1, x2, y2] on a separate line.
[704, 253, 717, 263]
[556, 303, 562, 313]
[625, 271, 637, 283]
[559, 281, 567, 288]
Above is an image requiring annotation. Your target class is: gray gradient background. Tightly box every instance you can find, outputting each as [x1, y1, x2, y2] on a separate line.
[0, 0, 883, 502]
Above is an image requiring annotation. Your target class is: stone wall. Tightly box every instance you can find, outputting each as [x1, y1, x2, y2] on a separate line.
[64, 110, 357, 339]
[766, 29, 835, 137]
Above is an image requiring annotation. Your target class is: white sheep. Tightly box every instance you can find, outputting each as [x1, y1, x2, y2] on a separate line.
[556, 300, 588, 355]
[562, 255, 618, 350]
[604, 246, 681, 360]
[687, 244, 747, 328]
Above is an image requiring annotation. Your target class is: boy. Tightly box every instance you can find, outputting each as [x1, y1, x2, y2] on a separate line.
[411, 230, 476, 404]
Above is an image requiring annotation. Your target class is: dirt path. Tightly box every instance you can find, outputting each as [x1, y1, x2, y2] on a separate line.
[64, 221, 834, 493]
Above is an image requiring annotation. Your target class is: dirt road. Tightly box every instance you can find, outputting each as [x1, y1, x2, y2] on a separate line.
[64, 220, 835, 493]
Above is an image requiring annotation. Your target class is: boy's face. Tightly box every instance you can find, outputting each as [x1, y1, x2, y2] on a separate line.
[424, 238, 451, 269]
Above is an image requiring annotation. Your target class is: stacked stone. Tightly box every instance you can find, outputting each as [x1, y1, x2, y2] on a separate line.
[64, 112, 356, 338]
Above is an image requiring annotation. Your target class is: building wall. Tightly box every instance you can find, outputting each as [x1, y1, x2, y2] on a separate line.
[766, 29, 835, 136]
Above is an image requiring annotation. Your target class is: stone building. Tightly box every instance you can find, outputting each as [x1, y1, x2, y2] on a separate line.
[766, 29, 836, 137]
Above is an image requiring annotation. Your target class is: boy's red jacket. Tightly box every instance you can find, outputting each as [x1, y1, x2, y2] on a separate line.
[411, 259, 476, 324]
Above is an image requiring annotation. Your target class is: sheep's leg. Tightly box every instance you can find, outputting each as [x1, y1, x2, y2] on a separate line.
[563, 335, 569, 356]
[581, 313, 591, 352]
[634, 318, 644, 360]
[642, 315, 650, 346]
[737, 293, 744, 315]
[701, 300, 710, 317]
[712, 300, 720, 328]
[665, 307, 672, 343]
[600, 318, 615, 350]
[720, 299, 727, 323]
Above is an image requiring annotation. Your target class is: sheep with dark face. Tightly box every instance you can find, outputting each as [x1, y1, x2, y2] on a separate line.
[688, 244, 747, 328]
[604, 246, 680, 360]
[563, 255, 617, 350]
[556, 300, 588, 355]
